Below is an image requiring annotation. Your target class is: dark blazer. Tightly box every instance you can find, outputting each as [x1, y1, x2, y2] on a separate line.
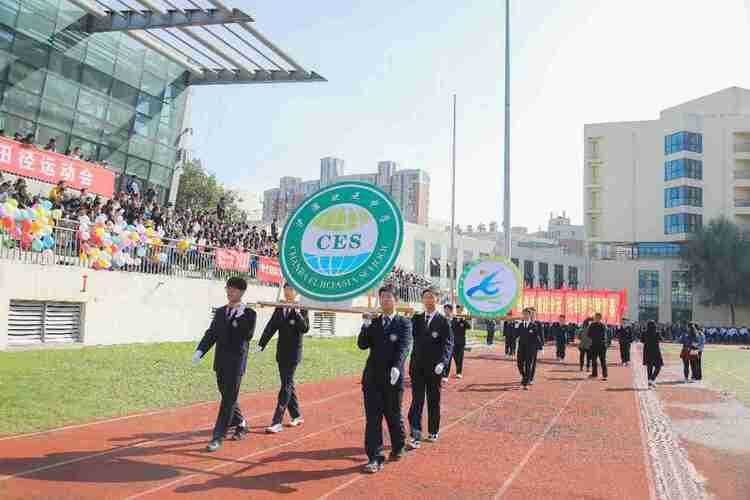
[618, 326, 634, 344]
[410, 311, 453, 369]
[642, 327, 664, 367]
[516, 321, 543, 351]
[258, 306, 310, 365]
[358, 314, 412, 387]
[450, 317, 471, 346]
[551, 322, 566, 342]
[197, 305, 257, 376]
[588, 322, 607, 349]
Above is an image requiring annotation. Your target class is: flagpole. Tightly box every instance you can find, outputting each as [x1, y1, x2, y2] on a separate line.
[502, 0, 512, 259]
[449, 94, 457, 305]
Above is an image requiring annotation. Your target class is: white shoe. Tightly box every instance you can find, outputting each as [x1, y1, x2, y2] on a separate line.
[265, 424, 283, 434]
[289, 417, 304, 427]
[456, 374, 463, 379]
[426, 433, 439, 443]
[529, 380, 535, 385]
[684, 378, 689, 384]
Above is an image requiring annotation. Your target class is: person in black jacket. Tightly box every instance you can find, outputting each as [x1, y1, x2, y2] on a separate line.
[445, 304, 470, 379]
[618, 323, 634, 366]
[358, 285, 413, 473]
[486, 319, 496, 345]
[551, 315, 567, 361]
[257, 283, 310, 434]
[516, 307, 543, 389]
[407, 288, 453, 448]
[193, 277, 257, 452]
[504, 319, 516, 358]
[588, 313, 608, 380]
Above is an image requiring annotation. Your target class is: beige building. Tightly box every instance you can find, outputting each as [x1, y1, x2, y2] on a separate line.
[584, 87, 750, 324]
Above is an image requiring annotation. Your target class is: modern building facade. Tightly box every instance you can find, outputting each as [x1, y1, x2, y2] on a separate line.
[0, 0, 323, 205]
[584, 87, 750, 324]
[263, 157, 431, 225]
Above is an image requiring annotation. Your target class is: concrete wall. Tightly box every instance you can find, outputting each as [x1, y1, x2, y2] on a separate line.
[0, 261, 365, 350]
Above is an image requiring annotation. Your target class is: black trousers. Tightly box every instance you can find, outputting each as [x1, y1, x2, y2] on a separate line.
[556, 339, 566, 359]
[647, 364, 661, 381]
[408, 363, 442, 436]
[487, 331, 495, 345]
[590, 346, 608, 378]
[505, 334, 514, 355]
[272, 362, 301, 425]
[579, 349, 591, 370]
[363, 383, 406, 463]
[213, 369, 245, 441]
[693, 353, 702, 380]
[620, 342, 631, 363]
[447, 343, 465, 376]
[517, 346, 536, 385]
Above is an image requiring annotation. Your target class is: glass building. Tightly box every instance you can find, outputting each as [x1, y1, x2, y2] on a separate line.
[0, 0, 324, 204]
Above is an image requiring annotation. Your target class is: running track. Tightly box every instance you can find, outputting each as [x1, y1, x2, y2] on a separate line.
[0, 346, 652, 499]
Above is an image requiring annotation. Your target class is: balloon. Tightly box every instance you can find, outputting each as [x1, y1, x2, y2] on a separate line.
[80, 231, 90, 241]
[51, 209, 62, 220]
[136, 246, 146, 257]
[7, 198, 17, 208]
[31, 239, 42, 252]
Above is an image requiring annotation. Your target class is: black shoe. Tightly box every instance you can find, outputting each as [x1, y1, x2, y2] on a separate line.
[232, 425, 249, 441]
[206, 439, 222, 452]
[389, 448, 406, 462]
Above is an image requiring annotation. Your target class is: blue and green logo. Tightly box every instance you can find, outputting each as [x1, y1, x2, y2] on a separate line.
[457, 257, 523, 318]
[280, 181, 404, 301]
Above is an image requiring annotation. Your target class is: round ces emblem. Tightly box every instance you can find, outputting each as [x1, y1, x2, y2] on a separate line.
[280, 181, 404, 301]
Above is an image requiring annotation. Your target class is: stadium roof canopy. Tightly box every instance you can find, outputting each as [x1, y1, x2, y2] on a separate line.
[65, 0, 326, 86]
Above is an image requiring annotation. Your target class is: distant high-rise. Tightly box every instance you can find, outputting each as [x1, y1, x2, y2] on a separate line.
[263, 158, 431, 225]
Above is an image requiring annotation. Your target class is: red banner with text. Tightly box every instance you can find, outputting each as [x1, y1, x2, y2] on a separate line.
[258, 256, 282, 284]
[214, 248, 250, 272]
[512, 288, 628, 325]
[0, 136, 116, 197]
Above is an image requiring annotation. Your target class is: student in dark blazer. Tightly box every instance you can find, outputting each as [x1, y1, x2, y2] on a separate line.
[446, 304, 470, 379]
[257, 283, 310, 434]
[358, 285, 413, 473]
[193, 277, 257, 452]
[551, 315, 567, 361]
[516, 307, 543, 389]
[588, 312, 608, 380]
[407, 288, 453, 449]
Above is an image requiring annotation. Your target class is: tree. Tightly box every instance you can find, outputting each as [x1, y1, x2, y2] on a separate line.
[682, 217, 750, 325]
[175, 159, 243, 219]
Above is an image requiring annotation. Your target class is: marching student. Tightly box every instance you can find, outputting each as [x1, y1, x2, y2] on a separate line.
[193, 277, 256, 452]
[445, 304, 470, 379]
[588, 313, 608, 381]
[358, 285, 412, 473]
[551, 315, 567, 361]
[528, 308, 544, 384]
[407, 288, 453, 449]
[504, 319, 516, 358]
[578, 318, 593, 372]
[618, 322, 634, 366]
[440, 304, 456, 383]
[257, 283, 310, 433]
[486, 319, 496, 345]
[516, 307, 542, 390]
[642, 320, 664, 388]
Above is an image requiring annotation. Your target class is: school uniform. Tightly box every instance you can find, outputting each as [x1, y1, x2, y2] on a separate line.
[447, 317, 470, 376]
[618, 326, 633, 364]
[258, 306, 310, 425]
[551, 322, 566, 360]
[408, 311, 453, 439]
[196, 304, 257, 441]
[358, 313, 412, 464]
[516, 320, 543, 387]
[588, 321, 608, 378]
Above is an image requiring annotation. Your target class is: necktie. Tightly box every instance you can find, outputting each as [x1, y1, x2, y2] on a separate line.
[283, 308, 288, 319]
[383, 316, 390, 329]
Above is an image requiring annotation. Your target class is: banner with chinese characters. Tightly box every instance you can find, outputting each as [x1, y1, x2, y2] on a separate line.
[257, 256, 282, 284]
[513, 288, 627, 325]
[0, 136, 116, 197]
[214, 248, 250, 272]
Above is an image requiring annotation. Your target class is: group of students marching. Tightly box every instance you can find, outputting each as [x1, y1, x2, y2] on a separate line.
[189, 276, 706, 474]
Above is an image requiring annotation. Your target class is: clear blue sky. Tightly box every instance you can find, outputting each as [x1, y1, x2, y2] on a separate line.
[189, 0, 750, 231]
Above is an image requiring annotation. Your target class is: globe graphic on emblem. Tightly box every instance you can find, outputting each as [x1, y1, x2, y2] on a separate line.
[301, 203, 379, 276]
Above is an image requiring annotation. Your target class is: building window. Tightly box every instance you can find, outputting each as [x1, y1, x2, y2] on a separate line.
[664, 186, 702, 208]
[524, 261, 535, 288]
[664, 213, 702, 234]
[671, 271, 693, 323]
[568, 267, 578, 289]
[664, 131, 702, 155]
[538, 262, 549, 288]
[414, 240, 425, 276]
[430, 243, 441, 278]
[664, 158, 702, 181]
[638, 270, 659, 322]
[554, 264, 564, 289]
[634, 242, 683, 259]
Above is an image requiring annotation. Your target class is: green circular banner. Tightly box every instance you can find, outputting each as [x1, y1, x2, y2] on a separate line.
[457, 256, 523, 318]
[279, 181, 404, 301]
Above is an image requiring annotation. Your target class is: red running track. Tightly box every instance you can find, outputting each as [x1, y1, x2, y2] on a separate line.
[0, 345, 653, 500]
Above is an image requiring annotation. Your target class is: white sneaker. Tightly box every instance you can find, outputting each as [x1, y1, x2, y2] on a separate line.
[684, 378, 689, 384]
[265, 424, 283, 434]
[289, 417, 304, 427]
[426, 433, 439, 443]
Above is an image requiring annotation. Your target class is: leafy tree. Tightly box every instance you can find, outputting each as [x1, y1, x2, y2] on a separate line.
[682, 217, 750, 325]
[175, 159, 243, 220]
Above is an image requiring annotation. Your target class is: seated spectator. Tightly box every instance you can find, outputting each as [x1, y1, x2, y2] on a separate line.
[49, 181, 66, 208]
[44, 138, 57, 152]
[70, 147, 83, 160]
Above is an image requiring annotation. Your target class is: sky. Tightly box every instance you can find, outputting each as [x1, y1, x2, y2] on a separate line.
[188, 0, 750, 231]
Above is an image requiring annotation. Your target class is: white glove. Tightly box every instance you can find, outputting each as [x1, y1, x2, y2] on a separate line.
[192, 350, 203, 365]
[434, 363, 445, 375]
[390, 367, 400, 385]
[252, 345, 264, 354]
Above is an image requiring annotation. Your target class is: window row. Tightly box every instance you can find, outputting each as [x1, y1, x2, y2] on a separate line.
[634, 242, 683, 259]
[664, 131, 702, 155]
[664, 213, 702, 235]
[664, 185, 702, 208]
[664, 158, 702, 181]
